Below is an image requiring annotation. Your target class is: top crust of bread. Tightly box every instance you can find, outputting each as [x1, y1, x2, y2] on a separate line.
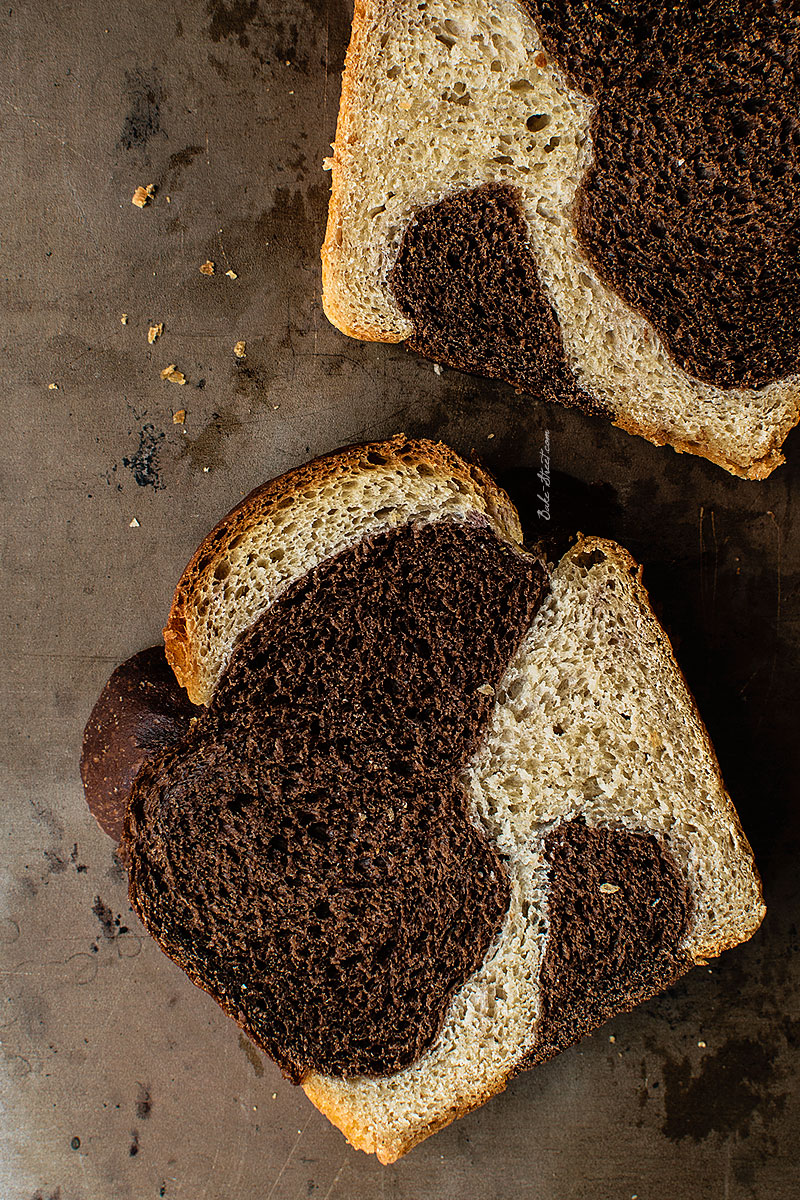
[164, 436, 522, 705]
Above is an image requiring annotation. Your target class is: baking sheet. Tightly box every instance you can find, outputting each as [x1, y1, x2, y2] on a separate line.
[2, 1, 799, 1196]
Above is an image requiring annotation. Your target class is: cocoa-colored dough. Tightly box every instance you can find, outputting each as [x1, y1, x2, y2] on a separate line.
[390, 183, 609, 418]
[80, 647, 198, 841]
[526, 817, 692, 1068]
[122, 519, 549, 1081]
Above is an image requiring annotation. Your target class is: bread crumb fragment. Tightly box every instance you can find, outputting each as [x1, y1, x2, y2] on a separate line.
[476, 683, 494, 696]
[129, 517, 140, 528]
[233, 340, 246, 358]
[148, 323, 164, 344]
[225, 269, 238, 279]
[173, 409, 186, 424]
[199, 260, 215, 276]
[599, 882, 620, 894]
[697, 1040, 707, 1048]
[160, 364, 186, 384]
[132, 184, 156, 208]
[121, 313, 128, 325]
[48, 383, 59, 390]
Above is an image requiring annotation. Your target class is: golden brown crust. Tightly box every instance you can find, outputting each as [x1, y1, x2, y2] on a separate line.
[321, 0, 401, 343]
[302, 1069, 513, 1163]
[609, 411, 795, 481]
[163, 435, 522, 704]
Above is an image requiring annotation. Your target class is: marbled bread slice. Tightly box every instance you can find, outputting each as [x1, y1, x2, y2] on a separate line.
[83, 439, 764, 1163]
[322, 0, 800, 478]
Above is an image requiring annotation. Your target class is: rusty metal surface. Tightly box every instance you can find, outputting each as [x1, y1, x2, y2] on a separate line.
[2, 1, 799, 1197]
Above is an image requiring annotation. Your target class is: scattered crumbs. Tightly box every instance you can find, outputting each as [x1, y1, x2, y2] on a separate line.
[203, 466, 210, 473]
[322, 157, 334, 171]
[608, 1035, 616, 1043]
[476, 683, 494, 696]
[225, 269, 238, 279]
[166, 195, 171, 203]
[121, 313, 128, 324]
[199, 260, 215, 276]
[48, 382, 59, 390]
[288, 90, 294, 95]
[433, 363, 443, 375]
[599, 882, 620, 894]
[698, 1040, 707, 1049]
[233, 340, 246, 358]
[129, 517, 140, 528]
[272, 1093, 277, 1100]
[148, 322, 164, 344]
[253, 1106, 257, 1111]
[132, 183, 156, 208]
[172, 409, 186, 425]
[160, 364, 186, 384]
[487, 432, 495, 439]
[272, 404, 279, 410]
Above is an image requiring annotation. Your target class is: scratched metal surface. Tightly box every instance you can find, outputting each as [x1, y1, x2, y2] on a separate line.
[2, 1, 799, 1198]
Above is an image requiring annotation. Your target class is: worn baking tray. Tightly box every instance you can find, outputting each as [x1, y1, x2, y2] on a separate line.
[2, 2, 798, 1196]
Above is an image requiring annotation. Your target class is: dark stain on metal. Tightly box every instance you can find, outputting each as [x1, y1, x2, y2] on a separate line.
[168, 145, 205, 172]
[661, 1037, 786, 1141]
[207, 0, 260, 49]
[179, 407, 243, 472]
[70, 843, 88, 873]
[119, 69, 164, 151]
[92, 897, 128, 942]
[238, 1032, 265, 1077]
[123, 424, 165, 489]
[44, 850, 68, 874]
[135, 1085, 153, 1120]
[92, 896, 116, 940]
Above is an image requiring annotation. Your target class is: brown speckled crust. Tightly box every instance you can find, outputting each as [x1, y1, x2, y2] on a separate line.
[125, 519, 549, 1082]
[526, 0, 800, 390]
[80, 647, 198, 841]
[164, 435, 523, 705]
[390, 184, 610, 420]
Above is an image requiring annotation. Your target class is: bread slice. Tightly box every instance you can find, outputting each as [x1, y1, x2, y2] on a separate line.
[87, 439, 763, 1164]
[322, 0, 800, 478]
